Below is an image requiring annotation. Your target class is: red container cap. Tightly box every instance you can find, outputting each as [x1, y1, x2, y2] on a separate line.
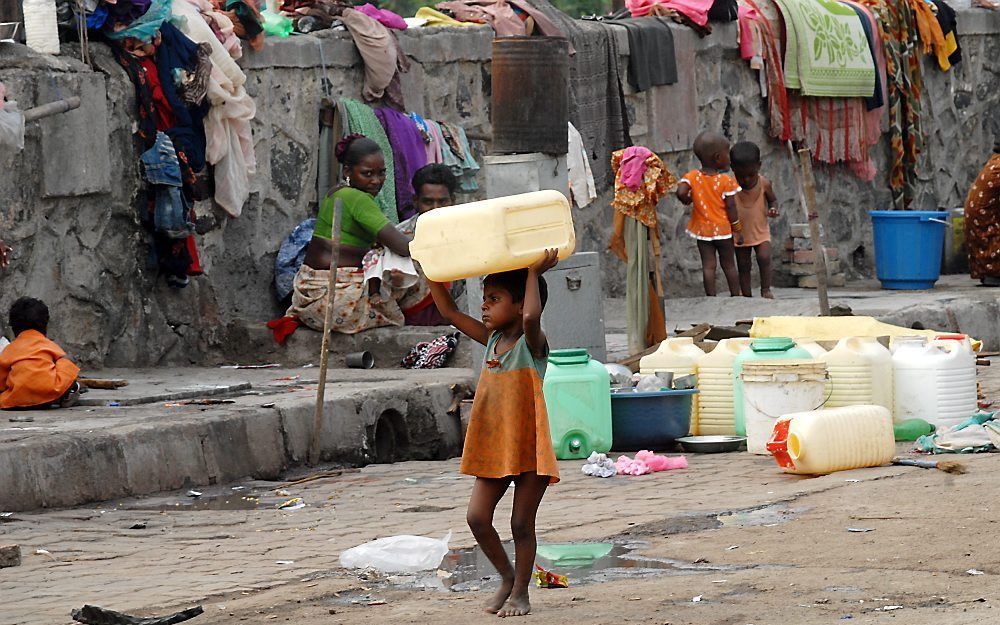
[936, 334, 968, 341]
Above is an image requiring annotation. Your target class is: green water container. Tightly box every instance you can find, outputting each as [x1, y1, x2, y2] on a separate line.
[733, 337, 815, 436]
[543, 349, 612, 460]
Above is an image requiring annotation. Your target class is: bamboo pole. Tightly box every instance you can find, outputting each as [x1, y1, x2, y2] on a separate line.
[308, 198, 344, 466]
[791, 145, 830, 316]
[22, 97, 81, 123]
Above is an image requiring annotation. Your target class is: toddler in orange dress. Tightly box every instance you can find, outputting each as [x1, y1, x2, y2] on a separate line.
[426, 249, 560, 619]
[0, 297, 80, 410]
[676, 131, 743, 296]
[731, 141, 780, 298]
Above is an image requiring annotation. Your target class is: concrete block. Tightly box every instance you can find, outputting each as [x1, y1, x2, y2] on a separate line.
[786, 262, 815, 276]
[40, 74, 111, 197]
[483, 153, 568, 199]
[0, 544, 20, 568]
[798, 273, 846, 289]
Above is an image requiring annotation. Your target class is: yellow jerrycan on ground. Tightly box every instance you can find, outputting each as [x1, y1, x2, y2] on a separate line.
[766, 405, 895, 475]
[696, 338, 751, 435]
[639, 337, 705, 434]
[409, 190, 576, 282]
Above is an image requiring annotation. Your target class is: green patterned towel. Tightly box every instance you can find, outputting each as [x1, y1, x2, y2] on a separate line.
[774, 0, 875, 98]
[341, 99, 397, 224]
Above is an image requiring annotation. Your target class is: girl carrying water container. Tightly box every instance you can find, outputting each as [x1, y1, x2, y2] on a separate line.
[426, 249, 560, 618]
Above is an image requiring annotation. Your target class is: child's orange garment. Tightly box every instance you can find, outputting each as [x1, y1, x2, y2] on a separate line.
[734, 175, 772, 247]
[681, 169, 741, 240]
[461, 332, 560, 484]
[0, 330, 80, 409]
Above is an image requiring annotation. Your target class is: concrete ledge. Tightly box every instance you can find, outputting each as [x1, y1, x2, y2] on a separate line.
[0, 367, 475, 511]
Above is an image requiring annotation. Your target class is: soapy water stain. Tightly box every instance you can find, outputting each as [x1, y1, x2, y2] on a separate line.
[331, 541, 753, 603]
[716, 503, 807, 528]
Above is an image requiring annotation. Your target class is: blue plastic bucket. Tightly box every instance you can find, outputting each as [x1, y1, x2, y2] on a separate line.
[610, 389, 697, 451]
[869, 211, 948, 290]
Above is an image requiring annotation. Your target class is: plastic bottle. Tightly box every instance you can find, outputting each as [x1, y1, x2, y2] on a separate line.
[543, 349, 612, 460]
[733, 338, 816, 436]
[22, 0, 60, 55]
[893, 418, 935, 441]
[638, 337, 705, 434]
[410, 190, 576, 282]
[892, 335, 977, 430]
[822, 337, 893, 412]
[696, 338, 751, 435]
[766, 405, 896, 474]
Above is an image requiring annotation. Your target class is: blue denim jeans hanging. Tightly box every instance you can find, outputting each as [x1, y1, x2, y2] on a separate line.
[141, 132, 194, 239]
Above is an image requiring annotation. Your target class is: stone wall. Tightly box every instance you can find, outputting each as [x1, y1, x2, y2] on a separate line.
[1, 12, 998, 366]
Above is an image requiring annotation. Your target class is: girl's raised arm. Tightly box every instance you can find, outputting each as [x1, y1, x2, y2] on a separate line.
[524, 249, 558, 359]
[427, 280, 490, 346]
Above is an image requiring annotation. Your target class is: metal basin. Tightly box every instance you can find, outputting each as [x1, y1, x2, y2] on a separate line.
[676, 435, 746, 453]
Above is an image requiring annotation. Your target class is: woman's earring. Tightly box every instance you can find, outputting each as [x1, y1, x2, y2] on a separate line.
[344, 175, 352, 186]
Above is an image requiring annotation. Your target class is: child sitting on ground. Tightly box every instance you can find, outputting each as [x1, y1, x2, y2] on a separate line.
[730, 141, 780, 299]
[676, 131, 743, 297]
[426, 250, 560, 618]
[0, 297, 81, 410]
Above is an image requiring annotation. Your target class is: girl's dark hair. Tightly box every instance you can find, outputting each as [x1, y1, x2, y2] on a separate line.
[335, 134, 382, 167]
[483, 269, 548, 310]
[9, 297, 49, 336]
[730, 141, 761, 168]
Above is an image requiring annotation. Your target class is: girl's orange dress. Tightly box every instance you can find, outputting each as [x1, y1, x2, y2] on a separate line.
[460, 332, 560, 484]
[681, 169, 741, 240]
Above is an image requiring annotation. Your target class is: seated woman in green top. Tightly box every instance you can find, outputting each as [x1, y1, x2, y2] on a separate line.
[286, 134, 414, 334]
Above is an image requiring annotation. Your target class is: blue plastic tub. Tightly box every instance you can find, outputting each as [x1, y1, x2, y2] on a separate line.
[869, 210, 948, 290]
[610, 389, 697, 451]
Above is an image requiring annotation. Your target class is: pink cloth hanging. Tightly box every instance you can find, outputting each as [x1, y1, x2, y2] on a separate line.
[619, 146, 654, 191]
[356, 3, 408, 30]
[625, 0, 714, 26]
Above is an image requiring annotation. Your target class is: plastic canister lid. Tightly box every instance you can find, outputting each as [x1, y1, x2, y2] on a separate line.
[750, 337, 796, 352]
[935, 334, 968, 341]
[549, 348, 591, 365]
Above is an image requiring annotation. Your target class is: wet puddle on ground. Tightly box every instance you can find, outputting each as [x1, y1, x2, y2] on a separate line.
[114, 486, 301, 512]
[329, 541, 752, 605]
[716, 502, 807, 528]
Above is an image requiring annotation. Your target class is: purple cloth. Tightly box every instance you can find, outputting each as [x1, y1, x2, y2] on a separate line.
[106, 0, 153, 29]
[356, 3, 408, 29]
[376, 108, 428, 220]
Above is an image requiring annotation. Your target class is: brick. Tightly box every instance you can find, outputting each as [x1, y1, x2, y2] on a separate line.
[0, 544, 21, 568]
[790, 223, 825, 239]
[798, 273, 847, 289]
[790, 249, 841, 265]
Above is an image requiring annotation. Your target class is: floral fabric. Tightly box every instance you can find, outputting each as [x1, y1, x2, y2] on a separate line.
[965, 154, 1000, 280]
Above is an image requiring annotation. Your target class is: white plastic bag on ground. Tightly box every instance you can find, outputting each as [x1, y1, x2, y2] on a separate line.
[340, 531, 452, 573]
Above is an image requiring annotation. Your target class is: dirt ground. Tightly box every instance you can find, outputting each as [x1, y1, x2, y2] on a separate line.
[3, 361, 1000, 625]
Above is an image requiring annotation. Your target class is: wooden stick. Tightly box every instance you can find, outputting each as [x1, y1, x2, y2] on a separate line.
[790, 144, 830, 316]
[23, 97, 81, 123]
[308, 198, 344, 466]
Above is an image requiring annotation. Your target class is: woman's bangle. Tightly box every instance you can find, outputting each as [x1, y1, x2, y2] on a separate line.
[731, 220, 743, 233]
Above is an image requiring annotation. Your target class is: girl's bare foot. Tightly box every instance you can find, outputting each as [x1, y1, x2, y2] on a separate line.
[762, 289, 775, 299]
[497, 593, 531, 618]
[485, 578, 514, 614]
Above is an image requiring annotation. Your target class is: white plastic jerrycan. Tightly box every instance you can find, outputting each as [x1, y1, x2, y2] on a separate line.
[892, 335, 977, 430]
[696, 338, 751, 435]
[409, 190, 576, 282]
[639, 337, 705, 434]
[766, 405, 895, 475]
[822, 337, 893, 413]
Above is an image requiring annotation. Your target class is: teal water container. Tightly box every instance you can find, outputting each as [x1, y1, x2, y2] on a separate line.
[733, 338, 815, 436]
[543, 349, 613, 460]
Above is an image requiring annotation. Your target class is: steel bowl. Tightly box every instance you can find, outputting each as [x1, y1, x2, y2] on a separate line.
[676, 435, 746, 453]
[0, 22, 19, 42]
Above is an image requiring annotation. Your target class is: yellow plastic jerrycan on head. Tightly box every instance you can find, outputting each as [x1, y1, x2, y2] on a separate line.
[409, 190, 576, 282]
[766, 405, 895, 475]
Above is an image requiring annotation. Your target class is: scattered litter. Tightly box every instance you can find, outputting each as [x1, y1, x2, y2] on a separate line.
[845, 479, 860, 483]
[8, 415, 33, 423]
[302, 364, 316, 368]
[275, 489, 291, 497]
[231, 486, 245, 491]
[626, 596, 641, 601]
[187, 491, 203, 498]
[727, 545, 740, 550]
[277, 498, 305, 511]
[847, 528, 874, 533]
[581, 452, 616, 478]
[107, 402, 121, 407]
[340, 532, 452, 573]
[535, 565, 568, 588]
[71, 604, 204, 625]
[367, 601, 386, 606]
[879, 606, 903, 612]
[404, 478, 419, 484]
[967, 569, 985, 575]
[692, 595, 703, 602]
[436, 569, 452, 579]
[694, 557, 709, 563]
[178, 399, 236, 406]
[128, 522, 147, 530]
[261, 403, 276, 409]
[275, 560, 295, 565]
[711, 580, 727, 584]
[272, 376, 300, 382]
[220, 364, 280, 369]
[34, 549, 56, 560]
